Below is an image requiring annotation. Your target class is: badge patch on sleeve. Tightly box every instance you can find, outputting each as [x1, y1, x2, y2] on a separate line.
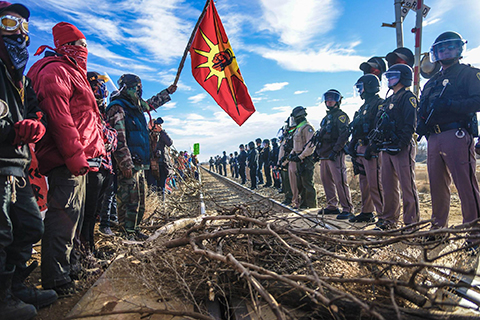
[0, 99, 8, 119]
[409, 97, 417, 108]
[477, 72, 480, 81]
[339, 115, 347, 123]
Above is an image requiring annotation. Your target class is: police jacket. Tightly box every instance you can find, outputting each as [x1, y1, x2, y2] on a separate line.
[291, 119, 315, 160]
[270, 144, 279, 166]
[418, 62, 480, 134]
[221, 155, 227, 164]
[238, 150, 247, 165]
[107, 98, 150, 168]
[350, 94, 383, 144]
[317, 108, 350, 158]
[375, 87, 417, 148]
[0, 61, 44, 177]
[261, 145, 271, 165]
[247, 148, 258, 168]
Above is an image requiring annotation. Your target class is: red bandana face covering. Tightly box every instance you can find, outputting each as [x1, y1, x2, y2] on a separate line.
[56, 45, 88, 73]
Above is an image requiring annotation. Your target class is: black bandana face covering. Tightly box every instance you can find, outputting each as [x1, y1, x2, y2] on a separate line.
[3, 33, 29, 72]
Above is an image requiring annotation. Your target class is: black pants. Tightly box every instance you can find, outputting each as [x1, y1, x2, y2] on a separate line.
[264, 163, 272, 186]
[257, 161, 264, 184]
[0, 175, 43, 275]
[222, 163, 227, 176]
[82, 168, 110, 253]
[239, 164, 246, 184]
[249, 165, 257, 189]
[98, 172, 115, 228]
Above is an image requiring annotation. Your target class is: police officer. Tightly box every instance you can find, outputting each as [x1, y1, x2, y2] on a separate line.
[369, 64, 420, 229]
[238, 144, 247, 184]
[233, 151, 239, 178]
[417, 31, 480, 230]
[255, 138, 264, 185]
[287, 106, 317, 209]
[221, 151, 228, 176]
[315, 90, 353, 219]
[278, 122, 294, 205]
[271, 138, 281, 189]
[347, 75, 384, 223]
[262, 139, 273, 187]
[247, 141, 259, 190]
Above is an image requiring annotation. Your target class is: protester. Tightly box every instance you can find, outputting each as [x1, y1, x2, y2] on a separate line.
[28, 21, 106, 297]
[106, 73, 175, 239]
[0, 2, 57, 317]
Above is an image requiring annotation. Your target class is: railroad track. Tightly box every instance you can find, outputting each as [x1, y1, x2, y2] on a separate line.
[199, 166, 332, 229]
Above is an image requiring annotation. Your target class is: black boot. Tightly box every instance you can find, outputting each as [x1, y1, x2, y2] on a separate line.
[0, 266, 37, 320]
[12, 261, 58, 309]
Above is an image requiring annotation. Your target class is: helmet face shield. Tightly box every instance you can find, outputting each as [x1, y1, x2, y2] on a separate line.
[430, 39, 465, 63]
[322, 91, 341, 103]
[354, 82, 364, 97]
[383, 70, 401, 88]
[288, 116, 297, 127]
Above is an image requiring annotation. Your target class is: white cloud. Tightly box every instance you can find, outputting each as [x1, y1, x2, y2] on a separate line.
[294, 90, 308, 95]
[258, 0, 341, 47]
[160, 102, 177, 110]
[260, 46, 367, 72]
[463, 45, 480, 67]
[257, 82, 289, 93]
[188, 93, 207, 104]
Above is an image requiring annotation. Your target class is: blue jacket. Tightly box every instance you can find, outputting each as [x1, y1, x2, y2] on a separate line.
[107, 99, 150, 165]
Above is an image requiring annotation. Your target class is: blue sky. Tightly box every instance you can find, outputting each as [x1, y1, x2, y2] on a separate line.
[22, 0, 480, 161]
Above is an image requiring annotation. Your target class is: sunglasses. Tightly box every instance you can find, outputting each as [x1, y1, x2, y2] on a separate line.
[0, 15, 28, 34]
[437, 44, 458, 53]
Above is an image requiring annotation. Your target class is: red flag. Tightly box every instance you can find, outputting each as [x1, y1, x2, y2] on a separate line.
[190, 1, 255, 126]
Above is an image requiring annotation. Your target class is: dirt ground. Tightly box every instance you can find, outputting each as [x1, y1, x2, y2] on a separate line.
[29, 161, 478, 319]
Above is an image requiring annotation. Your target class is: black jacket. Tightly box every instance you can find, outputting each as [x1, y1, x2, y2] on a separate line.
[237, 150, 247, 165]
[317, 107, 350, 157]
[247, 148, 258, 168]
[376, 87, 417, 148]
[0, 61, 45, 177]
[418, 62, 480, 133]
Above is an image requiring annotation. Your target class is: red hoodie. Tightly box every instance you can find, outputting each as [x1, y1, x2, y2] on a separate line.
[27, 53, 105, 175]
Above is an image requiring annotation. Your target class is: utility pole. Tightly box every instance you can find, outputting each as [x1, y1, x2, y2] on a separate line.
[394, 0, 404, 48]
[413, 0, 423, 96]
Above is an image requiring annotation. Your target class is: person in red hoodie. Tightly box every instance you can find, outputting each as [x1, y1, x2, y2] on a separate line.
[27, 22, 105, 297]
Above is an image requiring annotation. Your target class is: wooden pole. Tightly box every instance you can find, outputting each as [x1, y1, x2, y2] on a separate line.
[172, 0, 212, 87]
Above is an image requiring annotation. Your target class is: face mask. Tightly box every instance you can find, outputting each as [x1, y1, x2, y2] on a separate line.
[56, 45, 88, 73]
[3, 33, 29, 72]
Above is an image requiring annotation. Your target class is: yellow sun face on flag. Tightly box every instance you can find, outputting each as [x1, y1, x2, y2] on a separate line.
[193, 29, 245, 96]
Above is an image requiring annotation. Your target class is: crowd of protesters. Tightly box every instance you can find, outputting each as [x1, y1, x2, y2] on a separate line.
[0, 3, 197, 318]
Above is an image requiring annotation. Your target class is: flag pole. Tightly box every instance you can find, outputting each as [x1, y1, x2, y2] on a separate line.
[172, 0, 212, 87]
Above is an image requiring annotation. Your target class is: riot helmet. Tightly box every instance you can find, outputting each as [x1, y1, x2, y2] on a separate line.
[383, 64, 413, 89]
[322, 89, 342, 109]
[355, 74, 380, 98]
[248, 141, 255, 150]
[290, 106, 307, 124]
[359, 57, 386, 77]
[386, 47, 414, 68]
[430, 31, 466, 64]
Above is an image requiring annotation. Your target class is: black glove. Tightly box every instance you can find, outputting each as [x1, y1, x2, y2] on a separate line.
[416, 120, 428, 141]
[288, 153, 301, 162]
[345, 141, 356, 158]
[364, 143, 377, 160]
[385, 145, 401, 156]
[328, 151, 337, 161]
[432, 97, 452, 114]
